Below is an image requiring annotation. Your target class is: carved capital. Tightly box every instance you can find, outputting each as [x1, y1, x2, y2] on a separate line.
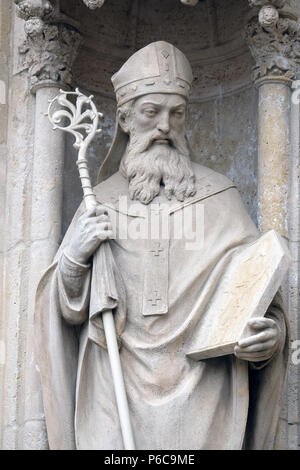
[19, 23, 81, 92]
[245, 5, 300, 84]
[15, 1, 81, 92]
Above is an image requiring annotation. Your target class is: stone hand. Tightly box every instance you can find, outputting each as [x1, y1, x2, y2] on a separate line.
[65, 205, 114, 264]
[234, 317, 281, 362]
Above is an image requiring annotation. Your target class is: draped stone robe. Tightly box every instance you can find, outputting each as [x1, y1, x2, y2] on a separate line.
[35, 162, 289, 450]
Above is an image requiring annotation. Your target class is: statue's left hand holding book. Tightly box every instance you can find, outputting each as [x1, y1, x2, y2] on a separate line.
[186, 230, 291, 361]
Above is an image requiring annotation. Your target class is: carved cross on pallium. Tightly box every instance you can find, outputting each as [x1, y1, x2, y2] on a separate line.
[150, 242, 164, 257]
[143, 239, 168, 316]
[148, 291, 162, 307]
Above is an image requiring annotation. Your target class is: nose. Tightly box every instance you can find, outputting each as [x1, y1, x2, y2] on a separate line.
[157, 112, 170, 135]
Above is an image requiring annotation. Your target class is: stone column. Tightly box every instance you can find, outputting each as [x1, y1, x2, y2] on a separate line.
[23, 83, 66, 449]
[246, 0, 300, 449]
[246, 1, 300, 237]
[1, 1, 81, 449]
[256, 78, 290, 235]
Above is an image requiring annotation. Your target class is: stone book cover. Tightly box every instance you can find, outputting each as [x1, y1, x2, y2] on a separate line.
[186, 230, 291, 361]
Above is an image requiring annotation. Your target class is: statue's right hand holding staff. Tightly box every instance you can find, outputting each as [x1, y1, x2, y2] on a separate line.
[65, 205, 114, 265]
[47, 88, 135, 449]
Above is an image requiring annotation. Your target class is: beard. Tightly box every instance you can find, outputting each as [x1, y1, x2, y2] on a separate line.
[120, 129, 196, 205]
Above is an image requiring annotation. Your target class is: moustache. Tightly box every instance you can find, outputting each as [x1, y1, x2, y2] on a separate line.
[148, 135, 174, 150]
[128, 131, 173, 152]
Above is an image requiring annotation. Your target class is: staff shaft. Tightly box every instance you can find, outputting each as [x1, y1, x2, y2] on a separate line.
[79, 140, 136, 451]
[48, 89, 135, 450]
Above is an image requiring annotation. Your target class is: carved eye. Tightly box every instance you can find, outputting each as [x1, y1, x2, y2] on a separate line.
[144, 108, 157, 117]
[174, 109, 184, 118]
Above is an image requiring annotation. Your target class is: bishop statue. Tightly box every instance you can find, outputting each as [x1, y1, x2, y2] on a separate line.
[35, 41, 289, 450]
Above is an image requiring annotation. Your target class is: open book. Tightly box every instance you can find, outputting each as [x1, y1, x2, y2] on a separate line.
[186, 230, 291, 361]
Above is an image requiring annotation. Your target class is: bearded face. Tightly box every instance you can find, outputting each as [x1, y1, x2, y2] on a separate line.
[118, 94, 196, 205]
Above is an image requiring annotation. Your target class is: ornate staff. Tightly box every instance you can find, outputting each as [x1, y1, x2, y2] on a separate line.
[47, 88, 135, 450]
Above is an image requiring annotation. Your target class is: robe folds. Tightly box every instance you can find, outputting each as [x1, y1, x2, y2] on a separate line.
[35, 162, 289, 450]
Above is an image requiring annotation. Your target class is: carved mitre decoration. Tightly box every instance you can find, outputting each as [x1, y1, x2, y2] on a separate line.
[246, 1, 300, 82]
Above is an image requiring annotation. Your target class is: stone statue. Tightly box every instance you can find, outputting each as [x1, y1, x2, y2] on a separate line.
[35, 41, 289, 450]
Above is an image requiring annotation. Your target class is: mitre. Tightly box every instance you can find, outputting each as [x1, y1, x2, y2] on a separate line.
[97, 41, 193, 183]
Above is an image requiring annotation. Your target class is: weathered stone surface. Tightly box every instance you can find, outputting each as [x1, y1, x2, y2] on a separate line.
[0, 2, 81, 450]
[15, 0, 81, 91]
[257, 82, 290, 236]
[14, 0, 54, 21]
[246, 14, 300, 82]
[0, 0, 12, 447]
[188, 87, 259, 224]
[1, 68, 36, 449]
[18, 22, 81, 91]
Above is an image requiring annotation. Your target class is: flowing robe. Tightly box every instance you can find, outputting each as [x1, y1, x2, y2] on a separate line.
[35, 163, 289, 450]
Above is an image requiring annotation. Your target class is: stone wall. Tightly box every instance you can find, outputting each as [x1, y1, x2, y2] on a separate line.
[0, 8, 48, 448]
[0, 0, 11, 446]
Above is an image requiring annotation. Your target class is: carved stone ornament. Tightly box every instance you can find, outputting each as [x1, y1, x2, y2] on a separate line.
[258, 4, 279, 30]
[15, 0, 81, 91]
[82, 0, 105, 9]
[245, 12, 300, 82]
[18, 23, 81, 91]
[15, 0, 54, 21]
